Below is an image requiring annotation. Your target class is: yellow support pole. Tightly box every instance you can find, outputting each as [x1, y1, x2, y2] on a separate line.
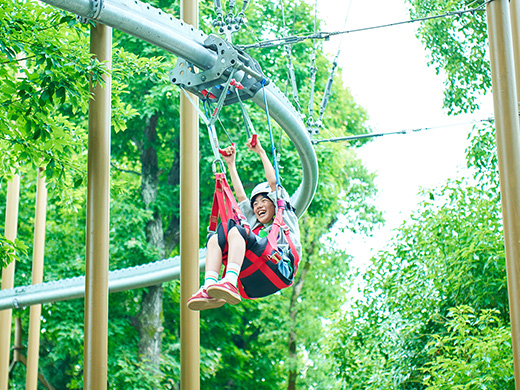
[511, 0, 520, 98]
[180, 0, 200, 388]
[0, 174, 20, 390]
[84, 22, 112, 390]
[486, 1, 520, 388]
[26, 168, 48, 390]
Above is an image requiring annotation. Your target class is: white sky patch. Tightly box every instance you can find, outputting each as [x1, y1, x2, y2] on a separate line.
[312, 0, 493, 269]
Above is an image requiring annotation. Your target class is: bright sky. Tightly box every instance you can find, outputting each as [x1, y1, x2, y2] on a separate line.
[315, 0, 494, 267]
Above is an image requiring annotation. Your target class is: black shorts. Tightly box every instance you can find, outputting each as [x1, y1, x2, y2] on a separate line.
[212, 219, 294, 299]
[214, 219, 268, 258]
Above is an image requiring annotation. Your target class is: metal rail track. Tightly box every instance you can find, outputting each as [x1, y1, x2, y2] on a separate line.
[0, 0, 318, 310]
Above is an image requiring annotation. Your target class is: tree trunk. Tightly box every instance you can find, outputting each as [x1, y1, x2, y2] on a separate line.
[164, 133, 180, 255]
[135, 114, 165, 379]
[136, 285, 164, 367]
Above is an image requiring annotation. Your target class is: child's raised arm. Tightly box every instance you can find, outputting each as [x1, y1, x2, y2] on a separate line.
[246, 137, 277, 192]
[221, 144, 248, 203]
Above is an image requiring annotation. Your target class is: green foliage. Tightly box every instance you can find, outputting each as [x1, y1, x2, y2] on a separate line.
[406, 0, 491, 114]
[328, 123, 512, 389]
[0, 237, 27, 269]
[289, 248, 353, 389]
[0, 0, 93, 182]
[1, 0, 381, 388]
[465, 120, 499, 190]
[422, 306, 514, 390]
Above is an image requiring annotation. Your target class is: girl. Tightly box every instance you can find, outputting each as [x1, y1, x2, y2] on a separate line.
[188, 137, 301, 310]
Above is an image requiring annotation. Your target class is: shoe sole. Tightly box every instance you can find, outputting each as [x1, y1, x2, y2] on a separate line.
[207, 285, 241, 305]
[187, 297, 226, 311]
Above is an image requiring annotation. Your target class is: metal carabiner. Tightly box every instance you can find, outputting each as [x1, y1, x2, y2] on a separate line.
[212, 159, 226, 175]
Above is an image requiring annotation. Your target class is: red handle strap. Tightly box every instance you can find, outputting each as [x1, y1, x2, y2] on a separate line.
[209, 173, 248, 233]
[250, 134, 257, 147]
[218, 142, 235, 156]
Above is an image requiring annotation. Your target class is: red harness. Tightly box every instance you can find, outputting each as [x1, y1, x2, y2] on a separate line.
[209, 173, 300, 299]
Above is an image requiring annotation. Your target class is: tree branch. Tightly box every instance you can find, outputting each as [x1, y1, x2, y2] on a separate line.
[0, 54, 36, 65]
[110, 162, 141, 176]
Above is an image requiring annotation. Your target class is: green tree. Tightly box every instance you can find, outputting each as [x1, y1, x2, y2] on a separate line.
[421, 306, 514, 390]
[0, 0, 91, 268]
[0, 0, 165, 387]
[406, 0, 490, 115]
[328, 120, 512, 389]
[2, 0, 381, 388]
[325, 1, 515, 388]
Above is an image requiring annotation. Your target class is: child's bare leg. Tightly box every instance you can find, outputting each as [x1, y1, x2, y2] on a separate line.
[226, 227, 246, 269]
[187, 234, 226, 311]
[203, 234, 223, 288]
[207, 226, 245, 304]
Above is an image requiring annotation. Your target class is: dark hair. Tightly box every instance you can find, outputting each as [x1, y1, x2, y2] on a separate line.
[250, 193, 272, 209]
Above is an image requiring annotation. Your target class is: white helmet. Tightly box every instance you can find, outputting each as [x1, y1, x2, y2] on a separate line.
[250, 182, 272, 204]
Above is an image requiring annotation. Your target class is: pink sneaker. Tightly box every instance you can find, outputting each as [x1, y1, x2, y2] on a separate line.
[207, 280, 241, 305]
[187, 288, 226, 311]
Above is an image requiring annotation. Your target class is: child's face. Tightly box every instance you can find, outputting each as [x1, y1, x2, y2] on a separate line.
[252, 195, 275, 224]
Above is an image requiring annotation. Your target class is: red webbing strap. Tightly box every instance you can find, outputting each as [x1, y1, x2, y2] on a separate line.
[238, 247, 291, 299]
[256, 219, 300, 269]
[277, 198, 300, 268]
[238, 245, 290, 299]
[222, 179, 247, 226]
[266, 205, 285, 250]
[208, 173, 246, 233]
[239, 200, 300, 282]
[238, 281, 247, 298]
[284, 228, 300, 266]
[209, 175, 229, 232]
[238, 242, 274, 279]
[238, 207, 284, 280]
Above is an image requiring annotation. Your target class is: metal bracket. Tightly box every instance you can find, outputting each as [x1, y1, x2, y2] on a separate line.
[170, 35, 238, 92]
[219, 12, 245, 42]
[169, 34, 268, 107]
[307, 122, 321, 137]
[77, 0, 104, 23]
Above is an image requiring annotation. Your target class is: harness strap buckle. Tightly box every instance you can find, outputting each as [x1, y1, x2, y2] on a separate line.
[269, 251, 282, 263]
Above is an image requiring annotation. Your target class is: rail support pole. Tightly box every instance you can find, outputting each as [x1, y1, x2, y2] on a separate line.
[0, 174, 20, 390]
[486, 1, 520, 388]
[511, 0, 520, 97]
[26, 168, 48, 390]
[180, 0, 200, 388]
[84, 22, 112, 390]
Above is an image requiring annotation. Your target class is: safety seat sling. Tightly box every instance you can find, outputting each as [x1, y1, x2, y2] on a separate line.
[209, 172, 300, 299]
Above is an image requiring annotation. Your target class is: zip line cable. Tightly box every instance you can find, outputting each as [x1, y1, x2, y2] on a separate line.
[204, 1, 493, 151]
[308, 0, 353, 136]
[312, 117, 494, 145]
[236, 5, 487, 51]
[281, 0, 303, 115]
[306, 0, 318, 131]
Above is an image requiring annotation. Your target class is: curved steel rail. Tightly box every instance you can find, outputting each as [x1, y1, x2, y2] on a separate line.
[0, 251, 207, 310]
[41, 0, 318, 216]
[0, 0, 319, 309]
